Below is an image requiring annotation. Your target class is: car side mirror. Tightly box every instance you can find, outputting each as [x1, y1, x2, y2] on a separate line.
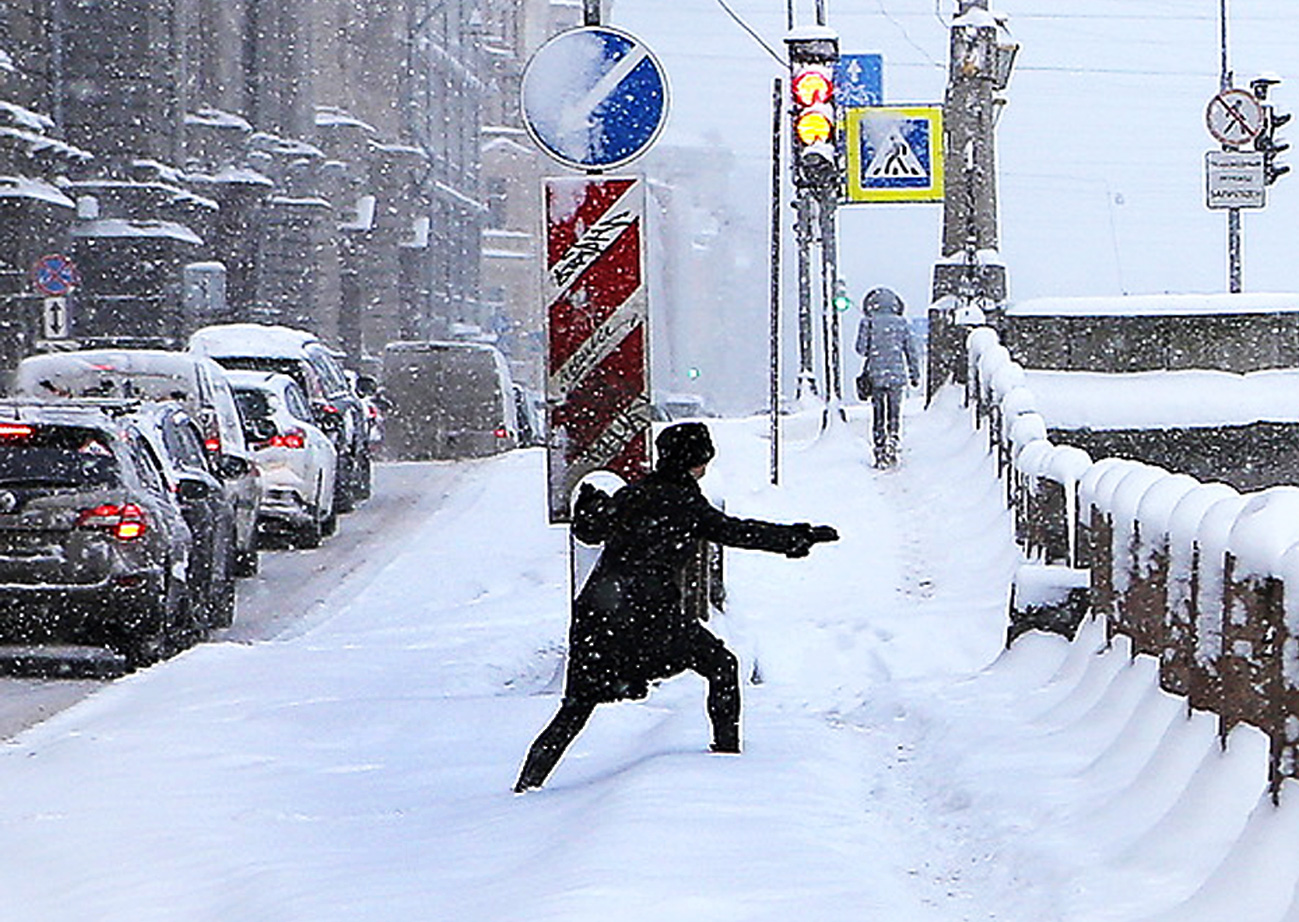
[313, 404, 344, 432]
[244, 418, 276, 445]
[354, 374, 379, 397]
[215, 454, 252, 480]
[176, 477, 216, 502]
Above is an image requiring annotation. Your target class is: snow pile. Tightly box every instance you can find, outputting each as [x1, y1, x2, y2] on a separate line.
[1, 393, 1298, 918]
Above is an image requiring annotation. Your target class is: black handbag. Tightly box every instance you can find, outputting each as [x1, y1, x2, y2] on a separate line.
[855, 367, 873, 401]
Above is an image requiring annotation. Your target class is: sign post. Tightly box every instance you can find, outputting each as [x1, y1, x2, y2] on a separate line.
[521, 27, 667, 522]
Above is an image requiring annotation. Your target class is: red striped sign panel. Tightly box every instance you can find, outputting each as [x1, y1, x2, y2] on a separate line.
[544, 177, 651, 522]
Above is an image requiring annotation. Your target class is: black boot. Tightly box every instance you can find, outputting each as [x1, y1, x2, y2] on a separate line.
[514, 699, 595, 793]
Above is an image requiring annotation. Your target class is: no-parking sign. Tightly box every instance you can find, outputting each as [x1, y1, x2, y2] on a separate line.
[32, 253, 79, 297]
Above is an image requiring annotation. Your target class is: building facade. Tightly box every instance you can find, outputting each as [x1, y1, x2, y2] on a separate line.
[0, 0, 500, 375]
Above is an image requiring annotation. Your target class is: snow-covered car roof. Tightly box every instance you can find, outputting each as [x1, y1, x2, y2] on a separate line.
[12, 349, 224, 400]
[189, 323, 320, 358]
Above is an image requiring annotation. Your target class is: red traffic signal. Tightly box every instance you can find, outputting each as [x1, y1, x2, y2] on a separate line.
[792, 66, 833, 107]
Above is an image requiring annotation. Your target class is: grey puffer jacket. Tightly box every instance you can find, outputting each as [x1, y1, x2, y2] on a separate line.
[854, 288, 921, 389]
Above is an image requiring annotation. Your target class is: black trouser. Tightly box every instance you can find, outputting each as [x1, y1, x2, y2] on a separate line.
[514, 632, 740, 791]
[871, 385, 903, 464]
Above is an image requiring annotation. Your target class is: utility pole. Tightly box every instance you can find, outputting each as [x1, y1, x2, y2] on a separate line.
[928, 0, 1016, 401]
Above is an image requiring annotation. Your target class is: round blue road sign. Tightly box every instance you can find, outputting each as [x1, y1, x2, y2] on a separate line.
[521, 26, 670, 171]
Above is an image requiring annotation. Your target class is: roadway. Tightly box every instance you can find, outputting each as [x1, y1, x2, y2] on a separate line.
[0, 461, 463, 740]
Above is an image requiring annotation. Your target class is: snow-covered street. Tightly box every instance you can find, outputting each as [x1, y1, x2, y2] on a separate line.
[1, 390, 1296, 921]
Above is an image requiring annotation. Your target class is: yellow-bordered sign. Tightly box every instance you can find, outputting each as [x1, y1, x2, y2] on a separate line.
[844, 106, 944, 203]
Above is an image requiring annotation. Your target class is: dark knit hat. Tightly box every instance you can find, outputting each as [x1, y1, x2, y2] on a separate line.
[655, 421, 716, 472]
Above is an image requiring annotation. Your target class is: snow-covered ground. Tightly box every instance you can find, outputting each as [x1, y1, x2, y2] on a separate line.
[1, 389, 1295, 921]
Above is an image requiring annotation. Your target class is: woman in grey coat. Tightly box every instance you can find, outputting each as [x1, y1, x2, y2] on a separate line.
[854, 287, 921, 467]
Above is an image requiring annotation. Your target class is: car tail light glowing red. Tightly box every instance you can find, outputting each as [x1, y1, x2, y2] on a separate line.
[77, 502, 148, 540]
[0, 422, 34, 439]
[204, 436, 222, 453]
[268, 428, 306, 450]
[494, 426, 509, 439]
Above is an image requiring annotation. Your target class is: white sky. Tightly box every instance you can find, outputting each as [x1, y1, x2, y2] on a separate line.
[612, 1, 1299, 307]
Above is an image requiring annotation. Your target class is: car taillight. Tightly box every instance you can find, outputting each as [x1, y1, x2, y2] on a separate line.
[204, 436, 222, 453]
[77, 503, 148, 541]
[494, 426, 509, 440]
[268, 428, 306, 450]
[0, 422, 33, 439]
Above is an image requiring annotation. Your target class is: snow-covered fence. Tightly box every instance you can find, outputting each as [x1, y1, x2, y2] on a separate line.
[964, 325, 1299, 797]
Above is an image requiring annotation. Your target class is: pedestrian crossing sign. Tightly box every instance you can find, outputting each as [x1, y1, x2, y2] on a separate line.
[844, 106, 944, 203]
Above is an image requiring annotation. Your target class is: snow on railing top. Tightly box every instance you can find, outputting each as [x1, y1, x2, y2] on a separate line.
[966, 324, 1299, 585]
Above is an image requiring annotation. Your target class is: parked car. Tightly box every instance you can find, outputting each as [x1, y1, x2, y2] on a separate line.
[226, 370, 338, 548]
[348, 369, 387, 449]
[188, 324, 372, 511]
[128, 402, 239, 630]
[0, 401, 194, 668]
[512, 383, 545, 448]
[381, 341, 518, 460]
[11, 348, 262, 577]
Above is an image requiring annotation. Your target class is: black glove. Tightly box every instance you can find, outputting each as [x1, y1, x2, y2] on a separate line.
[785, 523, 838, 558]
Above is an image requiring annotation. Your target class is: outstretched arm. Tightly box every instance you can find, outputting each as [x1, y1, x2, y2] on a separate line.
[696, 498, 838, 557]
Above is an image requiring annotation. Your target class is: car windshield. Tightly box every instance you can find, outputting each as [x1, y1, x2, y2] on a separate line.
[213, 357, 315, 397]
[0, 426, 120, 488]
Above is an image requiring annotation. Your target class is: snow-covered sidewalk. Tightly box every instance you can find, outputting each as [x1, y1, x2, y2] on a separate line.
[0, 389, 1294, 921]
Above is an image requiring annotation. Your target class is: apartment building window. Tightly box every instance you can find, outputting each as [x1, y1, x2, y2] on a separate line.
[487, 178, 507, 229]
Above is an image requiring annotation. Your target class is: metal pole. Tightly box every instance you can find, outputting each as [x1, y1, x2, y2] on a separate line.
[769, 79, 783, 485]
[821, 195, 843, 405]
[1220, 0, 1242, 292]
[584, 0, 601, 26]
[1220, 0, 1231, 93]
[795, 192, 817, 398]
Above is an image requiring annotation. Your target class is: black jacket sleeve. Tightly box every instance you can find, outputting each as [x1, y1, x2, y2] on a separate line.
[692, 493, 806, 555]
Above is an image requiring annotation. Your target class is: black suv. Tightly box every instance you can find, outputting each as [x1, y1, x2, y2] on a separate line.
[188, 324, 372, 511]
[0, 403, 194, 667]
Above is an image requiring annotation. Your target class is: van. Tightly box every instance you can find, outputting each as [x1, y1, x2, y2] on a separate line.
[10, 349, 262, 576]
[381, 341, 518, 460]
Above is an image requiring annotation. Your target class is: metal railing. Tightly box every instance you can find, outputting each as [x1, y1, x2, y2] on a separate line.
[965, 325, 1299, 799]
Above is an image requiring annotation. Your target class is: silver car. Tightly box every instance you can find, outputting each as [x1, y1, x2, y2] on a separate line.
[0, 402, 195, 668]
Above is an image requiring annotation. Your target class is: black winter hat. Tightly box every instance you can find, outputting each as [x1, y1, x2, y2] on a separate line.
[655, 421, 716, 472]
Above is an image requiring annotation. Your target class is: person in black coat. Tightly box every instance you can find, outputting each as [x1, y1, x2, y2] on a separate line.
[514, 421, 838, 792]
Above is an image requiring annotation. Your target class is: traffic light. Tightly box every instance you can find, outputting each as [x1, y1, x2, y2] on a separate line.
[1252, 77, 1291, 186]
[832, 278, 852, 312]
[787, 34, 840, 192]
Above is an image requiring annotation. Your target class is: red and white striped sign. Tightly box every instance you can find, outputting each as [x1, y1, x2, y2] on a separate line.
[544, 176, 651, 522]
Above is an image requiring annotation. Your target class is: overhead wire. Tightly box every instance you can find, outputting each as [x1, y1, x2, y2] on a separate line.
[712, 0, 787, 68]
